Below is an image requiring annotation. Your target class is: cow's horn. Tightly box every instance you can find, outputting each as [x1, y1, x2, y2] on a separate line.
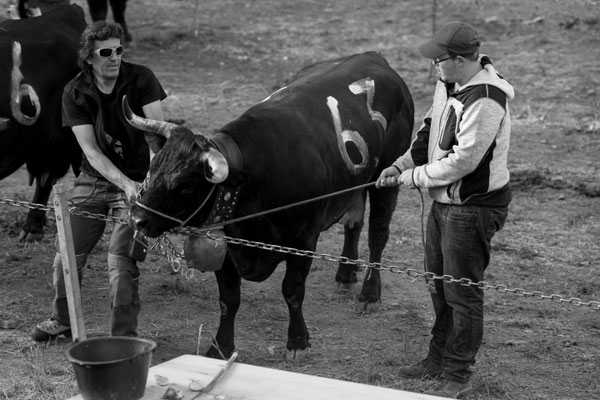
[202, 148, 229, 183]
[121, 95, 178, 138]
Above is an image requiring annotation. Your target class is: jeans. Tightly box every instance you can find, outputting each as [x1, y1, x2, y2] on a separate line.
[424, 201, 508, 382]
[51, 173, 142, 336]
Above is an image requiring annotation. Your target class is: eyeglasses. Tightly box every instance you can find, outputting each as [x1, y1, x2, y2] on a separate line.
[432, 54, 455, 66]
[93, 45, 124, 58]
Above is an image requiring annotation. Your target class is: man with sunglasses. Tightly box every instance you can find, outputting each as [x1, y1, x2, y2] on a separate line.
[32, 21, 166, 341]
[377, 21, 514, 398]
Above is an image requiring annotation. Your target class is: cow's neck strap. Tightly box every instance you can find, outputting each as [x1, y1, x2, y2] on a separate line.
[202, 185, 241, 227]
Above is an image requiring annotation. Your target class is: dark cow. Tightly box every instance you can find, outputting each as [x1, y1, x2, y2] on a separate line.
[125, 51, 414, 359]
[0, 4, 85, 241]
[15, 0, 71, 19]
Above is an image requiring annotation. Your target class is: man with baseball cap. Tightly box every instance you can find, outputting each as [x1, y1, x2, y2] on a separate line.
[377, 21, 515, 398]
[418, 20, 481, 58]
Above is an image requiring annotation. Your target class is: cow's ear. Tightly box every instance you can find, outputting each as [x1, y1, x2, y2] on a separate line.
[202, 148, 229, 183]
[144, 133, 167, 153]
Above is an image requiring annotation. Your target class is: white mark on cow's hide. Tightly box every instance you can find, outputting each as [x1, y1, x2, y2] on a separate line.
[0, 118, 10, 131]
[326, 96, 368, 175]
[10, 41, 41, 126]
[348, 77, 387, 132]
[261, 86, 287, 103]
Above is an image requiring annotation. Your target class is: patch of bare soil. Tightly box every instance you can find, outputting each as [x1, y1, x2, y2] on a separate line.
[1, 0, 599, 399]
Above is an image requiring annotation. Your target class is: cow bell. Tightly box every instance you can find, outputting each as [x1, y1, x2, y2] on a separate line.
[183, 230, 227, 272]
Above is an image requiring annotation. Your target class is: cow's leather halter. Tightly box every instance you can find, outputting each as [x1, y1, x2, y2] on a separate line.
[133, 183, 215, 228]
[134, 179, 242, 231]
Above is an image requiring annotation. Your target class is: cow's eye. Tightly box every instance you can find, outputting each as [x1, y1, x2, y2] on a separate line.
[181, 188, 194, 197]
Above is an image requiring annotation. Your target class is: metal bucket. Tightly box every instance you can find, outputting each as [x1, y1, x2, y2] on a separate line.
[65, 337, 157, 400]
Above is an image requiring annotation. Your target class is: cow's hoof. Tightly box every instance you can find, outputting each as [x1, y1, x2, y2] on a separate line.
[206, 345, 234, 360]
[286, 348, 311, 362]
[336, 282, 355, 294]
[18, 230, 43, 242]
[357, 299, 382, 313]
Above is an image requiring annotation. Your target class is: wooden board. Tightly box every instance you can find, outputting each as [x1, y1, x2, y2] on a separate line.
[68, 354, 449, 400]
[53, 183, 86, 341]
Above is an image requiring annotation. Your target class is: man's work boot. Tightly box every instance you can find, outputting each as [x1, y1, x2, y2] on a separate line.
[424, 379, 473, 398]
[31, 317, 71, 342]
[398, 359, 443, 379]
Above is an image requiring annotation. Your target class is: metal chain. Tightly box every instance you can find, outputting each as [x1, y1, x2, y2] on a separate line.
[70, 209, 196, 279]
[0, 198, 193, 277]
[0, 198, 126, 224]
[2, 197, 599, 310]
[199, 230, 600, 310]
[0, 198, 51, 213]
[147, 234, 196, 280]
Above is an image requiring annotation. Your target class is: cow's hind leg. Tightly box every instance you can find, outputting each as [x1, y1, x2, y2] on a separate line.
[86, 0, 108, 20]
[335, 190, 367, 294]
[283, 254, 311, 361]
[206, 255, 241, 359]
[109, 0, 131, 42]
[18, 179, 51, 242]
[357, 185, 399, 313]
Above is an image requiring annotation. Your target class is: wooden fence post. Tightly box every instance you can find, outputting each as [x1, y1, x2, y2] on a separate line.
[53, 183, 87, 341]
[429, 0, 438, 79]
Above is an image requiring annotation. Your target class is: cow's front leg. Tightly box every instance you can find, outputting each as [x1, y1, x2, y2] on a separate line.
[18, 178, 52, 242]
[335, 190, 367, 293]
[207, 255, 241, 359]
[357, 185, 399, 313]
[282, 254, 311, 361]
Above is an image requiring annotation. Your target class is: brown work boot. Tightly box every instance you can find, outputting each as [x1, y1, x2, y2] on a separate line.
[398, 359, 443, 379]
[424, 379, 473, 398]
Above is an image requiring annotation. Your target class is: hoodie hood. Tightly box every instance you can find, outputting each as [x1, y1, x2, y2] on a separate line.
[460, 55, 515, 100]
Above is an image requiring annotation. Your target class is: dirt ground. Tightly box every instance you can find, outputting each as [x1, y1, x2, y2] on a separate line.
[1, 0, 599, 399]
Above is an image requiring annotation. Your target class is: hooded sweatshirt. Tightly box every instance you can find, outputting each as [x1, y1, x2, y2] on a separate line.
[393, 56, 515, 206]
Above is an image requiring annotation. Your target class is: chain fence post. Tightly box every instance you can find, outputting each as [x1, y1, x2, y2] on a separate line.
[53, 183, 87, 341]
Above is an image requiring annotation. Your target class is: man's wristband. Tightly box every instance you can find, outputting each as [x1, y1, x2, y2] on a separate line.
[391, 165, 402, 174]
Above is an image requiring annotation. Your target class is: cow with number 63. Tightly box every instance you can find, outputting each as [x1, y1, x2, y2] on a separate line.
[124, 51, 414, 360]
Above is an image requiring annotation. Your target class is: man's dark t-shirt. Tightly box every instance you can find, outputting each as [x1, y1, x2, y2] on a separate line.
[62, 62, 167, 181]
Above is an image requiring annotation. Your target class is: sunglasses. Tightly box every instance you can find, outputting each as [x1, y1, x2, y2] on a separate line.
[432, 54, 455, 66]
[93, 45, 124, 58]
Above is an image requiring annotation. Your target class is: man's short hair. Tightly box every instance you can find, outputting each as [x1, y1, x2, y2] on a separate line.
[78, 21, 124, 71]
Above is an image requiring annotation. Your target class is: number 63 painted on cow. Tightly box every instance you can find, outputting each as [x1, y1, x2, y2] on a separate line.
[327, 77, 387, 175]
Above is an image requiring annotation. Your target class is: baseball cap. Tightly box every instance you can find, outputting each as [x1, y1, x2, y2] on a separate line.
[418, 21, 481, 58]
